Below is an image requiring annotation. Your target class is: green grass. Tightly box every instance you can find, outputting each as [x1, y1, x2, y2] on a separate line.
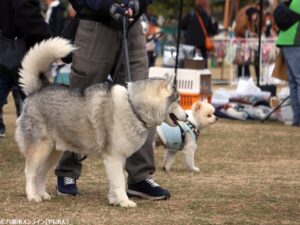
[0, 96, 300, 225]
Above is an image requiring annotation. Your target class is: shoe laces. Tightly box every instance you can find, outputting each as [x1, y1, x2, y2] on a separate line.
[145, 178, 160, 187]
[64, 177, 76, 185]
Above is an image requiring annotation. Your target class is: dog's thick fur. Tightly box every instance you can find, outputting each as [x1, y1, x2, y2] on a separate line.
[155, 101, 218, 172]
[15, 38, 187, 207]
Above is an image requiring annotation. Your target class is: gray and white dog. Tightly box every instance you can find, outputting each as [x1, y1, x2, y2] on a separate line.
[15, 38, 187, 207]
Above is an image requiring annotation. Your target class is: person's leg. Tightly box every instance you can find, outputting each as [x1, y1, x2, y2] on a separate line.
[122, 21, 170, 199]
[245, 65, 251, 77]
[70, 21, 119, 88]
[0, 107, 4, 137]
[200, 47, 208, 68]
[122, 21, 155, 182]
[55, 152, 82, 179]
[237, 65, 242, 78]
[11, 85, 24, 117]
[282, 47, 300, 125]
[0, 71, 13, 137]
[10, 69, 26, 117]
[126, 129, 156, 184]
[237, 65, 250, 79]
[55, 20, 120, 194]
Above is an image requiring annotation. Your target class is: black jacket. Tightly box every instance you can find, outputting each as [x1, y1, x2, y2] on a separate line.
[0, 0, 51, 48]
[78, 0, 152, 30]
[182, 7, 217, 48]
[48, 3, 66, 37]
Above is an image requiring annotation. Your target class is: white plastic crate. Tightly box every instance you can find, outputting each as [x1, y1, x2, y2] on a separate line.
[149, 67, 212, 109]
[149, 67, 212, 94]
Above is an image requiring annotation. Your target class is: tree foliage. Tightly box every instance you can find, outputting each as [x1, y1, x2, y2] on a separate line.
[148, 0, 259, 21]
[58, 0, 258, 22]
[148, 0, 195, 20]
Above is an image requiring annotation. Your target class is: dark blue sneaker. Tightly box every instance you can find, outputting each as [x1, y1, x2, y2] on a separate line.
[127, 178, 171, 200]
[56, 176, 79, 196]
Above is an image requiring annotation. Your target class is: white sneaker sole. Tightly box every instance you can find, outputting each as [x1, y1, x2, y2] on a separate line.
[56, 187, 78, 196]
[127, 190, 169, 200]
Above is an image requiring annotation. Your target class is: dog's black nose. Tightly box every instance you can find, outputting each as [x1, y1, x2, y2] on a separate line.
[186, 113, 189, 119]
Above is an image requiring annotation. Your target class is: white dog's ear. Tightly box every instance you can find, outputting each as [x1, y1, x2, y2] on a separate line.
[165, 73, 175, 89]
[192, 101, 202, 111]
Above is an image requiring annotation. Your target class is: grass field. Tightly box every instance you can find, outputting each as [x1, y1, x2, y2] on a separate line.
[1, 95, 300, 225]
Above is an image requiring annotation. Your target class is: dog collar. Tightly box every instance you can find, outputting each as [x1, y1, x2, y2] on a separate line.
[128, 98, 149, 128]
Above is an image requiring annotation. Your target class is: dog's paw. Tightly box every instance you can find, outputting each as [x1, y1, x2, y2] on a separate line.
[108, 194, 137, 207]
[108, 195, 116, 205]
[163, 166, 171, 172]
[191, 167, 200, 172]
[119, 199, 137, 208]
[27, 194, 42, 203]
[40, 192, 51, 200]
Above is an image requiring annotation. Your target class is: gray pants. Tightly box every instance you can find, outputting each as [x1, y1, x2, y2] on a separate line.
[55, 20, 156, 184]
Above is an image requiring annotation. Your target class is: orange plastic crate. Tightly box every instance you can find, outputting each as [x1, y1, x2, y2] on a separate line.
[180, 93, 212, 110]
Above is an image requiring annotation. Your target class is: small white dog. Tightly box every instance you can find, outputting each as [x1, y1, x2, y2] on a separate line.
[155, 100, 218, 172]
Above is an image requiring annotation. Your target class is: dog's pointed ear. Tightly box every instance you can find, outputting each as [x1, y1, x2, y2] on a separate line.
[192, 101, 201, 111]
[165, 73, 175, 89]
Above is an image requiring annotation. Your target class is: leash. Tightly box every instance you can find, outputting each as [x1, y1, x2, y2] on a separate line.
[122, 16, 132, 82]
[112, 16, 132, 83]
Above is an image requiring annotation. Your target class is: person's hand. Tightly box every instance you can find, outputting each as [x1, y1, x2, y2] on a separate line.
[127, 0, 139, 16]
[109, 3, 128, 21]
[109, 1, 138, 23]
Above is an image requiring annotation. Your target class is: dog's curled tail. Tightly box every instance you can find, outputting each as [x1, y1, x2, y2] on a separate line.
[19, 37, 75, 96]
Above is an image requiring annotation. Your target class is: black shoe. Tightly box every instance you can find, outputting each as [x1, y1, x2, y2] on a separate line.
[56, 176, 79, 196]
[127, 178, 171, 200]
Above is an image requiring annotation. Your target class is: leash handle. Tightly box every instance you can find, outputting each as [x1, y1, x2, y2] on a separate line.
[122, 16, 132, 82]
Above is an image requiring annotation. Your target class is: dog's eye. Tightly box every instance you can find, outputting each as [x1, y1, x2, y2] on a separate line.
[208, 115, 212, 118]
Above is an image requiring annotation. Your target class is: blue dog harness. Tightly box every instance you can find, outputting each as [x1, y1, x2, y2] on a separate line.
[157, 121, 200, 151]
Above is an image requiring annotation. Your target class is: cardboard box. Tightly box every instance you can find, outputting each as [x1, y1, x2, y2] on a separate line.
[183, 59, 207, 70]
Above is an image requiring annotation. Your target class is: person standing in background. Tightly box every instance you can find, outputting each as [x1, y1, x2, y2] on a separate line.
[276, 0, 300, 127]
[0, 0, 51, 137]
[45, 0, 66, 37]
[234, 0, 271, 79]
[234, 3, 260, 79]
[181, 0, 217, 62]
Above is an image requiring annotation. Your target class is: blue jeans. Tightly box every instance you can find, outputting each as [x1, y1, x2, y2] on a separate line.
[282, 47, 300, 124]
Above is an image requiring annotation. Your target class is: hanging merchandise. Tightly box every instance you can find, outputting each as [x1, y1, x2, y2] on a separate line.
[213, 39, 226, 66]
[231, 39, 258, 65]
[214, 38, 277, 66]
